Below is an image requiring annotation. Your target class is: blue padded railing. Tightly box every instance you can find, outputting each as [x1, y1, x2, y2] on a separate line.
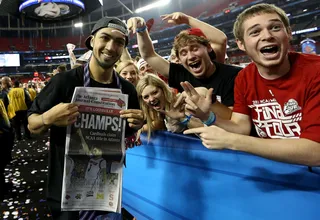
[123, 131, 320, 220]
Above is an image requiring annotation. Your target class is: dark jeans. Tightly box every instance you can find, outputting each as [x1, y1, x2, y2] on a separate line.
[12, 110, 30, 140]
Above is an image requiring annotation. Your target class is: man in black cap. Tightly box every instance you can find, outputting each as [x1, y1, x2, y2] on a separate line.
[28, 16, 144, 219]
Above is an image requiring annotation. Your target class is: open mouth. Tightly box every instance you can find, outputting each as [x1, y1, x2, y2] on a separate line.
[260, 45, 279, 55]
[188, 61, 202, 72]
[149, 99, 161, 110]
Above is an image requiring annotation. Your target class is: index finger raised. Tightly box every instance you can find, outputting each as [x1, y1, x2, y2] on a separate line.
[173, 94, 185, 108]
[184, 82, 199, 96]
[180, 82, 192, 96]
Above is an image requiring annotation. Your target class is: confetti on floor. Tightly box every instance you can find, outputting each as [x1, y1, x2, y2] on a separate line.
[1, 133, 52, 220]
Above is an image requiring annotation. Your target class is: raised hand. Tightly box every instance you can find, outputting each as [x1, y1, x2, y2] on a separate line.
[180, 82, 213, 121]
[158, 94, 185, 120]
[161, 12, 189, 25]
[127, 17, 146, 34]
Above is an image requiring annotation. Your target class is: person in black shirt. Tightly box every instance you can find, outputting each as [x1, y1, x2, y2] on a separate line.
[169, 62, 240, 107]
[0, 95, 14, 200]
[28, 16, 144, 220]
[128, 17, 242, 121]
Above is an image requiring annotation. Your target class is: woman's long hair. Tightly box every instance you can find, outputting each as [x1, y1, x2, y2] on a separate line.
[136, 74, 173, 140]
[116, 60, 138, 74]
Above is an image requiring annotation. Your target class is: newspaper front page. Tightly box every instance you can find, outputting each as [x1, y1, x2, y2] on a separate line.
[61, 87, 127, 212]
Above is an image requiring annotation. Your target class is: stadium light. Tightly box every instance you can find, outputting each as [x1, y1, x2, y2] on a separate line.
[135, 0, 171, 13]
[74, 22, 83, 28]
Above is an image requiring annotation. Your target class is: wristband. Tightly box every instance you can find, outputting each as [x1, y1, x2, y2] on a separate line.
[41, 113, 46, 126]
[136, 25, 147, 33]
[180, 114, 192, 125]
[202, 111, 216, 126]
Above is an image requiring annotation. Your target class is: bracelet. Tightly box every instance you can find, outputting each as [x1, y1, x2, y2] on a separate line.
[180, 114, 192, 125]
[41, 113, 46, 126]
[136, 25, 147, 33]
[202, 111, 216, 126]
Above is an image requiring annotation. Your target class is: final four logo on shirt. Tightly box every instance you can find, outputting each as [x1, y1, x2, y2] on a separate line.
[249, 97, 302, 139]
[283, 99, 301, 115]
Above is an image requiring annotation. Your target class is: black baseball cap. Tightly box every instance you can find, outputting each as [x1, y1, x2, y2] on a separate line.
[85, 16, 129, 50]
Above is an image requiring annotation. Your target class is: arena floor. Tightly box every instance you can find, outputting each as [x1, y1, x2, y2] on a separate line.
[0, 133, 52, 219]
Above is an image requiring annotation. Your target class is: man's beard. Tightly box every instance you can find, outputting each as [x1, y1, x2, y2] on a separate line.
[93, 53, 119, 69]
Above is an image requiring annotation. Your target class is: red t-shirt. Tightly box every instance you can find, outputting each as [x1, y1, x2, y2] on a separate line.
[233, 52, 320, 143]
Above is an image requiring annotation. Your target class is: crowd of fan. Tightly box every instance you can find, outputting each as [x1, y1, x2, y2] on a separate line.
[1, 3, 320, 219]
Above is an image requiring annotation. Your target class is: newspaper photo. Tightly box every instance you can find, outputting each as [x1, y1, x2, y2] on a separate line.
[61, 87, 128, 212]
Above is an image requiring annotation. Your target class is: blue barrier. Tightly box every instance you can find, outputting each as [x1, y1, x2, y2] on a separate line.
[122, 131, 320, 220]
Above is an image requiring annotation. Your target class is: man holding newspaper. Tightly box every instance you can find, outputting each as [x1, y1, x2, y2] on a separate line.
[27, 17, 143, 220]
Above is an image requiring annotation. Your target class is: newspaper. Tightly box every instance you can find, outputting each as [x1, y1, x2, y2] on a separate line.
[61, 87, 128, 212]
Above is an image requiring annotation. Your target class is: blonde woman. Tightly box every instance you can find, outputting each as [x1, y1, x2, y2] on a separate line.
[136, 74, 207, 140]
[116, 60, 139, 86]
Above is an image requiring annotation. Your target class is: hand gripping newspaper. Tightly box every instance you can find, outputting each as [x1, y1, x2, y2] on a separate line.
[61, 87, 127, 213]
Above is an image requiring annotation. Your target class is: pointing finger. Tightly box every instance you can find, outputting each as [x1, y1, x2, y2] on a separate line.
[173, 94, 185, 108]
[183, 127, 207, 135]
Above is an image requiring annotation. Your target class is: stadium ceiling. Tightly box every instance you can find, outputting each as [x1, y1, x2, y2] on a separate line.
[0, 0, 176, 31]
[0, 0, 152, 19]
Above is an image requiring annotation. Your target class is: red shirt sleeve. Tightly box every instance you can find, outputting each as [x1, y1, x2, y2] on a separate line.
[233, 69, 251, 116]
[300, 68, 320, 143]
